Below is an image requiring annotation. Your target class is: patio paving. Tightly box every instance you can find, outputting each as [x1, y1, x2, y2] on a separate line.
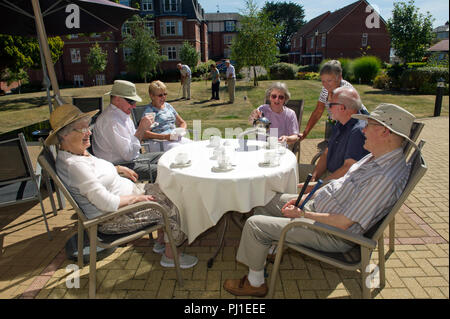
[0, 116, 448, 299]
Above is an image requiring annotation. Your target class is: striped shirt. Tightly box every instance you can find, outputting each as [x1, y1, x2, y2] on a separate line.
[319, 79, 369, 114]
[311, 148, 410, 234]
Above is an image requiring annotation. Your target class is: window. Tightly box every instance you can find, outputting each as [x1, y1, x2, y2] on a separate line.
[96, 74, 106, 86]
[70, 48, 81, 63]
[321, 34, 326, 47]
[69, 34, 78, 39]
[123, 47, 132, 61]
[141, 0, 153, 11]
[119, 0, 130, 7]
[164, 0, 177, 12]
[145, 21, 155, 35]
[310, 37, 314, 49]
[362, 33, 368, 47]
[292, 38, 296, 48]
[162, 46, 178, 60]
[225, 21, 236, 32]
[299, 37, 302, 47]
[74, 75, 84, 87]
[224, 48, 231, 58]
[224, 35, 234, 45]
[160, 20, 182, 36]
[122, 22, 131, 36]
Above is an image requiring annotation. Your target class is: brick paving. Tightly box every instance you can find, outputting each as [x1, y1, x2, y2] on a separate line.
[0, 116, 448, 299]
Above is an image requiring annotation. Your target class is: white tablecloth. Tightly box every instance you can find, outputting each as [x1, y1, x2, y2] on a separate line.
[156, 139, 298, 243]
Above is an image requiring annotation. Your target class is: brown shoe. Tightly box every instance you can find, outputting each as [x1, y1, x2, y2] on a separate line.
[223, 275, 268, 297]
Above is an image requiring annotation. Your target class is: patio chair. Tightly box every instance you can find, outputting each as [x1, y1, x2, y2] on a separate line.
[72, 97, 103, 124]
[37, 143, 184, 299]
[267, 140, 427, 299]
[0, 133, 57, 240]
[285, 100, 304, 163]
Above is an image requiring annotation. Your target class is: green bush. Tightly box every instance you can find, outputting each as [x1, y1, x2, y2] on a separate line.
[193, 60, 216, 78]
[269, 63, 298, 80]
[400, 67, 449, 93]
[296, 72, 320, 80]
[407, 62, 427, 69]
[352, 56, 382, 84]
[373, 73, 390, 90]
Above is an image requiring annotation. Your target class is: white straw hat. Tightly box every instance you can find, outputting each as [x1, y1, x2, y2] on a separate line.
[105, 80, 142, 102]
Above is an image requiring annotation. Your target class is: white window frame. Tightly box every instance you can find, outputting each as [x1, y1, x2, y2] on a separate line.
[70, 48, 81, 63]
[164, 0, 177, 12]
[224, 34, 234, 45]
[167, 46, 177, 60]
[292, 38, 296, 48]
[225, 21, 236, 32]
[141, 0, 153, 11]
[122, 22, 131, 36]
[321, 34, 326, 47]
[362, 33, 368, 47]
[310, 37, 314, 49]
[95, 74, 106, 86]
[74, 74, 84, 87]
[160, 20, 182, 36]
[299, 37, 302, 47]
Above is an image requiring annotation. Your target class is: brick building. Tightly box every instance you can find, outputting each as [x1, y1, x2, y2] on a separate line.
[205, 12, 242, 61]
[28, 0, 209, 86]
[289, 0, 390, 65]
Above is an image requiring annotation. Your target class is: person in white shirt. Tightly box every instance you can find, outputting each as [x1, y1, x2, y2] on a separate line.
[45, 104, 198, 269]
[225, 60, 236, 103]
[177, 63, 191, 100]
[93, 80, 163, 182]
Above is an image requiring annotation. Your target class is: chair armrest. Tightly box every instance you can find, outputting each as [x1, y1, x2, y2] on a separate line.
[281, 218, 377, 249]
[83, 201, 169, 229]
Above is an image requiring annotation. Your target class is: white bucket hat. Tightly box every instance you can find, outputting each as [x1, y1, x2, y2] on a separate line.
[352, 103, 417, 147]
[105, 80, 142, 102]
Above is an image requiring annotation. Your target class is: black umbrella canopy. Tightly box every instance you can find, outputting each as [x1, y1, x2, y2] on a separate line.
[0, 0, 138, 36]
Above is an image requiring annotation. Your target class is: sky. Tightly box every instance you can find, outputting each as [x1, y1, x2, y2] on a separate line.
[198, 0, 449, 28]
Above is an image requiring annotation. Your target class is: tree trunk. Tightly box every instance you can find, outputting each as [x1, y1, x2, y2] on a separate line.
[253, 65, 258, 87]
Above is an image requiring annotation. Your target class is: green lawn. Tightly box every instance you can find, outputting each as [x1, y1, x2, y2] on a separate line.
[0, 79, 448, 138]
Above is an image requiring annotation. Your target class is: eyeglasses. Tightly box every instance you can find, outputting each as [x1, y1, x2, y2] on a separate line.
[156, 93, 168, 98]
[270, 94, 285, 100]
[73, 125, 93, 134]
[124, 98, 137, 105]
[327, 102, 343, 108]
[364, 121, 385, 129]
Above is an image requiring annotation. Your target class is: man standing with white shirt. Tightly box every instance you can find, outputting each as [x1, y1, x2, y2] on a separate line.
[225, 60, 236, 104]
[93, 80, 163, 182]
[177, 63, 191, 100]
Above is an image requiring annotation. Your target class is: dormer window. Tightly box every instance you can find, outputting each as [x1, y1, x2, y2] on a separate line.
[164, 0, 177, 12]
[142, 0, 153, 11]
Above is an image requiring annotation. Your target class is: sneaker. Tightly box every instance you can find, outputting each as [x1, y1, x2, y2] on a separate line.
[153, 241, 165, 254]
[160, 253, 198, 269]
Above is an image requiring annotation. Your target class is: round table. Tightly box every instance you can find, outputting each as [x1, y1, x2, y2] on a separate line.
[156, 139, 298, 244]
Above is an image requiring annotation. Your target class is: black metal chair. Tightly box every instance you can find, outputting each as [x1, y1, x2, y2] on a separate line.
[285, 99, 304, 163]
[72, 97, 103, 124]
[0, 133, 57, 240]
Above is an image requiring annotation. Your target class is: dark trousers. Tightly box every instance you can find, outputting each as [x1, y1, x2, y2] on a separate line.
[211, 81, 220, 100]
[121, 152, 163, 183]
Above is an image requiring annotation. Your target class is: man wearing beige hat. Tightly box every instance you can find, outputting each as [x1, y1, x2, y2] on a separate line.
[224, 103, 418, 297]
[93, 80, 163, 181]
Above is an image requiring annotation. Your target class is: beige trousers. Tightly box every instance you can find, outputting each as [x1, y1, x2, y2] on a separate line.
[227, 78, 235, 102]
[236, 193, 354, 271]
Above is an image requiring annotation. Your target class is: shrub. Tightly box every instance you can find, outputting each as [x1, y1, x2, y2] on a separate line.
[298, 64, 319, 72]
[400, 67, 449, 93]
[269, 63, 298, 80]
[373, 73, 391, 90]
[193, 60, 216, 78]
[352, 56, 382, 84]
[296, 72, 320, 80]
[407, 62, 427, 69]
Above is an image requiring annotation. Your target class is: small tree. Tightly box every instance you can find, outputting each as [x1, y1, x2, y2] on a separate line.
[86, 42, 108, 82]
[231, 0, 281, 86]
[122, 15, 166, 82]
[387, 0, 434, 64]
[1, 68, 29, 94]
[179, 41, 200, 69]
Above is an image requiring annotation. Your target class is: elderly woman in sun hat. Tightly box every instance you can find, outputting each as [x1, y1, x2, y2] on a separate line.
[45, 104, 198, 269]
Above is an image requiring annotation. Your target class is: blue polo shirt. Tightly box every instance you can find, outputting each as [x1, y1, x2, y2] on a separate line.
[327, 118, 368, 173]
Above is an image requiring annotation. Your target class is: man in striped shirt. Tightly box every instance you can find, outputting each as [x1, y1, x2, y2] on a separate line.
[224, 103, 417, 297]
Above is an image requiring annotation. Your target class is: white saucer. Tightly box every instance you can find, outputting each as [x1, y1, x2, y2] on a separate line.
[258, 161, 279, 168]
[211, 166, 233, 172]
[170, 160, 192, 168]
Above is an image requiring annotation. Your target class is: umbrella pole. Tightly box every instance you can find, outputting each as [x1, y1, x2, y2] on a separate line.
[31, 0, 63, 107]
[37, 36, 54, 114]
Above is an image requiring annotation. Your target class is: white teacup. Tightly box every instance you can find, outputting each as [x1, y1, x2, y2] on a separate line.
[277, 141, 287, 154]
[268, 136, 278, 149]
[218, 154, 231, 169]
[174, 152, 189, 165]
[210, 135, 221, 147]
[264, 151, 279, 165]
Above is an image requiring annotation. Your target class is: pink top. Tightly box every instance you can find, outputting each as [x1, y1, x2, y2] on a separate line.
[257, 104, 299, 137]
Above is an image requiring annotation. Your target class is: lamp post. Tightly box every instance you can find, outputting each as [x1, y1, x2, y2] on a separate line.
[314, 30, 318, 65]
[434, 77, 445, 117]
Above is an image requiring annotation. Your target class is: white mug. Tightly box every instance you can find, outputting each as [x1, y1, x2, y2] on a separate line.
[210, 135, 221, 147]
[174, 152, 189, 165]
